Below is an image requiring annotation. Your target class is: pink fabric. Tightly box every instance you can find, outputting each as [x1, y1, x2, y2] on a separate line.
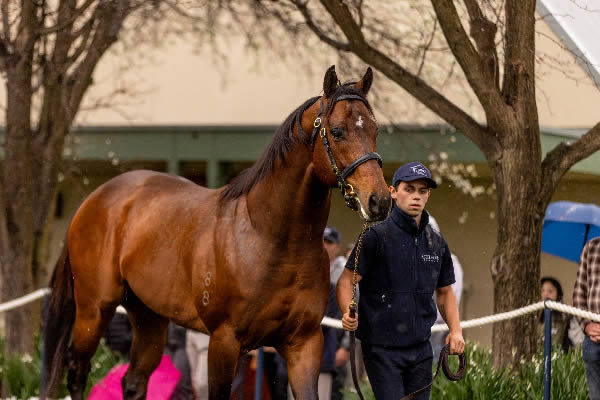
[89, 355, 181, 400]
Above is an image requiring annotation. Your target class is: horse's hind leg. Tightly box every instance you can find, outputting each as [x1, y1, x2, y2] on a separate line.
[68, 303, 116, 400]
[207, 325, 241, 400]
[279, 329, 323, 400]
[122, 299, 169, 400]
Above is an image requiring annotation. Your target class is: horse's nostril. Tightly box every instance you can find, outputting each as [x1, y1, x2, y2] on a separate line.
[368, 193, 379, 215]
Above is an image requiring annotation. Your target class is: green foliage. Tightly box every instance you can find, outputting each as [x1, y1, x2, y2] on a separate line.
[343, 342, 588, 400]
[0, 334, 123, 398]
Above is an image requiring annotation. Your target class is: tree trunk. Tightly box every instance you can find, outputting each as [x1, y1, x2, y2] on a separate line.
[2, 6, 37, 353]
[0, 247, 35, 355]
[490, 126, 544, 369]
[0, 0, 132, 358]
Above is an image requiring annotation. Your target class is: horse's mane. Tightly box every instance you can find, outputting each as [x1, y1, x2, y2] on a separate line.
[220, 83, 371, 201]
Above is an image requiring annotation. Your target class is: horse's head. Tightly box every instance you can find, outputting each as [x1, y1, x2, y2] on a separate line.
[310, 65, 391, 221]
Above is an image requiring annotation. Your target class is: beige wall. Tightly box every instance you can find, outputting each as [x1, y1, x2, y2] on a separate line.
[64, 26, 600, 128]
[535, 17, 600, 127]
[1, 15, 599, 127]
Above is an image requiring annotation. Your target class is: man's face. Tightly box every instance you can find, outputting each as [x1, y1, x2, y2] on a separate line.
[390, 180, 431, 217]
[323, 240, 341, 262]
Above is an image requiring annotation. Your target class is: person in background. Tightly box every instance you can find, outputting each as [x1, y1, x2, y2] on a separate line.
[164, 324, 194, 399]
[428, 215, 463, 362]
[323, 226, 352, 400]
[574, 237, 600, 400]
[537, 276, 583, 351]
[103, 315, 193, 399]
[103, 312, 133, 359]
[186, 331, 210, 399]
[324, 226, 346, 286]
[538, 276, 569, 349]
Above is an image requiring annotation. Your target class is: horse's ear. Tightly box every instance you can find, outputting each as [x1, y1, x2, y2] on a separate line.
[356, 67, 373, 96]
[323, 65, 338, 97]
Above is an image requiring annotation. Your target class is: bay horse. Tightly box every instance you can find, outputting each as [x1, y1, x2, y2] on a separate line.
[41, 65, 391, 400]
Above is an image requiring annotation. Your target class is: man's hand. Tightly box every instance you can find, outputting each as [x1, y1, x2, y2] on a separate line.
[335, 348, 350, 367]
[446, 330, 465, 355]
[586, 322, 600, 342]
[342, 310, 358, 331]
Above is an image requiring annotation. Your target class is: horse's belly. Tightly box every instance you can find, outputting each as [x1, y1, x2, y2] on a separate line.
[120, 229, 217, 333]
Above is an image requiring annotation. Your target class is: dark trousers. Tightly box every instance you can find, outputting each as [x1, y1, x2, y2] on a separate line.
[583, 335, 600, 400]
[362, 341, 433, 400]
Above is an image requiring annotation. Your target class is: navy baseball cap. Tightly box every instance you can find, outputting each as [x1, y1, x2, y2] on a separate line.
[323, 226, 341, 244]
[392, 162, 438, 188]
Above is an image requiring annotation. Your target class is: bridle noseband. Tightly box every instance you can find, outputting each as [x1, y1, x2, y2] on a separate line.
[310, 94, 382, 211]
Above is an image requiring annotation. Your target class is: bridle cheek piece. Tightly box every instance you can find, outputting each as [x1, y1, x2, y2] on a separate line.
[311, 95, 383, 211]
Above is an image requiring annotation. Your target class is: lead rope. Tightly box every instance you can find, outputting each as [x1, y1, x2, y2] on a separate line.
[347, 224, 468, 400]
[399, 344, 467, 400]
[349, 221, 370, 400]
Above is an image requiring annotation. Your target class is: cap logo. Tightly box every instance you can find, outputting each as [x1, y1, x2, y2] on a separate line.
[410, 165, 428, 176]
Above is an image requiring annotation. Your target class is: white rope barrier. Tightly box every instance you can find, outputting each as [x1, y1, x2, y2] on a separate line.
[0, 288, 50, 313]
[4, 289, 600, 333]
[545, 300, 600, 323]
[431, 300, 600, 332]
[321, 316, 343, 329]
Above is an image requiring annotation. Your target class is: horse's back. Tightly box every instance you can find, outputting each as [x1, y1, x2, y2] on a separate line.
[69, 170, 215, 239]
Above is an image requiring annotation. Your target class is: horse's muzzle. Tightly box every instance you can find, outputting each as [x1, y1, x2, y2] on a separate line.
[368, 192, 391, 221]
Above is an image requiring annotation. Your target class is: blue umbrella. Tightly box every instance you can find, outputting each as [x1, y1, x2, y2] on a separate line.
[541, 201, 600, 263]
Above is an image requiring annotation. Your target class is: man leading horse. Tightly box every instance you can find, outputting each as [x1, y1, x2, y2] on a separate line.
[338, 162, 465, 400]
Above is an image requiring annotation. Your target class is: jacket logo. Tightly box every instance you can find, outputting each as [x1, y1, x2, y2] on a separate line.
[422, 254, 439, 262]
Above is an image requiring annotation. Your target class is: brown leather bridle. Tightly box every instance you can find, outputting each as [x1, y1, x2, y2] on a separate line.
[310, 95, 382, 211]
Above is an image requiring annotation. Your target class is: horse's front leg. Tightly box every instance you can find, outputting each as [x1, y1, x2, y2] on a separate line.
[207, 324, 241, 400]
[281, 328, 323, 400]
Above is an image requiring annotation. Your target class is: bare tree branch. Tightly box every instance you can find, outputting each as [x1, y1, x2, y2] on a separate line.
[318, 0, 365, 46]
[416, 17, 437, 77]
[294, 0, 350, 51]
[1, 0, 11, 43]
[463, 0, 499, 87]
[164, 0, 208, 20]
[355, 0, 364, 28]
[501, 0, 536, 106]
[315, 0, 494, 157]
[430, 0, 506, 122]
[67, 2, 131, 124]
[540, 125, 600, 205]
[38, 0, 96, 35]
[67, 15, 95, 65]
[0, 39, 7, 72]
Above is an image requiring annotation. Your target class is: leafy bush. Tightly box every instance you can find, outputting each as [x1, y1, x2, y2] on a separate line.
[344, 342, 588, 400]
[0, 334, 123, 398]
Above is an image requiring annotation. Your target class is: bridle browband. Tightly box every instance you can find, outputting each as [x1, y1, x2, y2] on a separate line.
[307, 94, 383, 211]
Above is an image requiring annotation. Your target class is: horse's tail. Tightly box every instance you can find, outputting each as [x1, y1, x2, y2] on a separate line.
[40, 243, 76, 399]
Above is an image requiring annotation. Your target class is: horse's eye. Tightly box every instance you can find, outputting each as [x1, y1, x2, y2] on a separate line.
[330, 127, 344, 140]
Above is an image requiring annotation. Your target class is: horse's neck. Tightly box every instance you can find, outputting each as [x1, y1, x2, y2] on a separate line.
[245, 148, 331, 244]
